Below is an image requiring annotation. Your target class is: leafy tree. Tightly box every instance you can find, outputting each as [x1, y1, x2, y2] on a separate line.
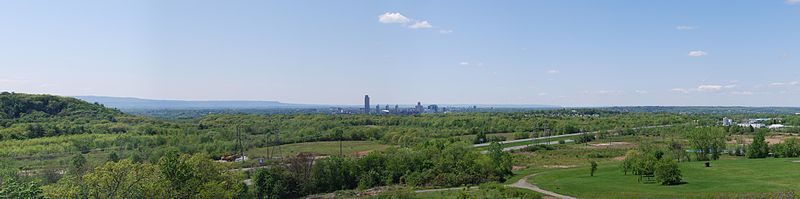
[487, 142, 513, 179]
[82, 160, 165, 198]
[0, 178, 44, 199]
[589, 161, 598, 177]
[747, 131, 769, 158]
[685, 127, 726, 161]
[473, 128, 486, 144]
[654, 158, 682, 185]
[621, 150, 639, 175]
[108, 152, 120, 162]
[254, 167, 295, 199]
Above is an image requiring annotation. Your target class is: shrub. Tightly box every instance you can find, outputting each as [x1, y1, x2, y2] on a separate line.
[654, 158, 682, 185]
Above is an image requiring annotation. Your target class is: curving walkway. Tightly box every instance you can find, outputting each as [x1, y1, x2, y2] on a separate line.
[507, 174, 576, 199]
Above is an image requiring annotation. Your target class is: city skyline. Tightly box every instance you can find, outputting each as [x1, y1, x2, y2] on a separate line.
[2, 1, 800, 106]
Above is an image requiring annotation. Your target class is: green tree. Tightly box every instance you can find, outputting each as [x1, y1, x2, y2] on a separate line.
[0, 178, 44, 199]
[253, 167, 294, 199]
[654, 158, 682, 185]
[685, 128, 726, 161]
[589, 161, 598, 177]
[108, 152, 120, 162]
[621, 150, 639, 175]
[82, 160, 166, 198]
[747, 131, 769, 158]
[487, 142, 513, 179]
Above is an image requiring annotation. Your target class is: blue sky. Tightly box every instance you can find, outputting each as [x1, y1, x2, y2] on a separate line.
[1, 0, 799, 106]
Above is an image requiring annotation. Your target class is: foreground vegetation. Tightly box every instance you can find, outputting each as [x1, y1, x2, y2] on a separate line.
[533, 158, 800, 198]
[5, 92, 800, 198]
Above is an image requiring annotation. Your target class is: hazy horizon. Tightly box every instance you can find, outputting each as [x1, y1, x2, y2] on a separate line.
[3, 1, 800, 106]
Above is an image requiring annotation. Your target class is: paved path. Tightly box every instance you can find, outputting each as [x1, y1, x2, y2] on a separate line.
[508, 174, 576, 199]
[473, 124, 676, 150]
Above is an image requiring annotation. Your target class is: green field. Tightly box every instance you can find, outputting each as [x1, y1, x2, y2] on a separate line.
[532, 158, 800, 198]
[246, 141, 391, 158]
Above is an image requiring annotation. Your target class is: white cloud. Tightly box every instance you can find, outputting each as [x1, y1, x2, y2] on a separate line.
[769, 81, 799, 86]
[408, 21, 432, 29]
[671, 88, 690, 94]
[459, 62, 470, 65]
[378, 12, 410, 24]
[688, 51, 708, 57]
[538, 92, 549, 96]
[697, 85, 723, 92]
[546, 70, 560, 74]
[787, 0, 800, 5]
[724, 84, 737, 89]
[635, 90, 649, 94]
[439, 29, 453, 34]
[585, 90, 623, 95]
[675, 25, 695, 30]
[730, 91, 754, 95]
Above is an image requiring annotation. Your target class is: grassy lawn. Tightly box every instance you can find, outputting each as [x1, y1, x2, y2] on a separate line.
[531, 158, 800, 198]
[246, 141, 391, 158]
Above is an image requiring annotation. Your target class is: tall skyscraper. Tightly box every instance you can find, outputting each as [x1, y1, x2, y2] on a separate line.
[364, 95, 370, 114]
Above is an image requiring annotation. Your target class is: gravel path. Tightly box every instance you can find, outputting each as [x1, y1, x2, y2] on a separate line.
[508, 174, 576, 199]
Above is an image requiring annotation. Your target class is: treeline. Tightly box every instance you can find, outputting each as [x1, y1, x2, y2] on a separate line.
[198, 111, 691, 146]
[2, 139, 514, 199]
[36, 152, 246, 198]
[251, 140, 513, 198]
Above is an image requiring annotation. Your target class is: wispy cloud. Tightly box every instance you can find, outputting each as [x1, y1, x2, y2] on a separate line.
[546, 70, 560, 74]
[378, 12, 441, 30]
[688, 51, 708, 57]
[697, 85, 723, 92]
[584, 90, 624, 95]
[408, 21, 432, 29]
[675, 25, 696, 30]
[729, 91, 754, 95]
[538, 92, 549, 96]
[769, 81, 799, 86]
[672, 84, 737, 94]
[671, 88, 691, 94]
[635, 90, 649, 94]
[787, 0, 800, 5]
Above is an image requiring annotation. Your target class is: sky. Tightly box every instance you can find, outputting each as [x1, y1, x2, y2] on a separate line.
[1, 0, 800, 106]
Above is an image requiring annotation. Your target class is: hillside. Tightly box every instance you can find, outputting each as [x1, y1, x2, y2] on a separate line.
[1, 92, 122, 121]
[0, 92, 125, 140]
[74, 96, 308, 110]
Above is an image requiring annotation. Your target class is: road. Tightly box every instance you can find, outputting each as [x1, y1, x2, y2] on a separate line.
[508, 174, 576, 199]
[412, 173, 576, 199]
[473, 124, 676, 148]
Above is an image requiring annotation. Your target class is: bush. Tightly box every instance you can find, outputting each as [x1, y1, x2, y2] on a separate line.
[512, 132, 529, 140]
[654, 158, 682, 185]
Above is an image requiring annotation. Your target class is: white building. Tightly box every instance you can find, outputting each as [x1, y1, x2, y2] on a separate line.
[768, 124, 785, 129]
[722, 117, 734, 126]
[738, 123, 765, 129]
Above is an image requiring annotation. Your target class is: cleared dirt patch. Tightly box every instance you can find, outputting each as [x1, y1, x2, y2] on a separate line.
[542, 165, 577, 169]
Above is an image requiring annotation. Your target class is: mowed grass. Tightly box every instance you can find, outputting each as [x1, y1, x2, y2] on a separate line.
[246, 141, 391, 158]
[532, 158, 800, 198]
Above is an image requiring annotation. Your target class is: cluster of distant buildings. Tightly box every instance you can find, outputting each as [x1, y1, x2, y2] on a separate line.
[722, 117, 786, 129]
[362, 95, 453, 115]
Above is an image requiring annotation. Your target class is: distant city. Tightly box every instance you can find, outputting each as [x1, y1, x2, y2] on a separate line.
[348, 94, 469, 115]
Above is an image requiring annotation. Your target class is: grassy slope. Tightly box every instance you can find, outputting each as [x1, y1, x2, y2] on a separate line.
[532, 158, 800, 198]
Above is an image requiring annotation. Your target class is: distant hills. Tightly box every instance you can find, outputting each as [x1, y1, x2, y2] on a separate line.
[74, 96, 312, 110]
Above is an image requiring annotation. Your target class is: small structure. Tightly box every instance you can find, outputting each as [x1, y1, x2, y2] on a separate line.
[769, 124, 786, 129]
